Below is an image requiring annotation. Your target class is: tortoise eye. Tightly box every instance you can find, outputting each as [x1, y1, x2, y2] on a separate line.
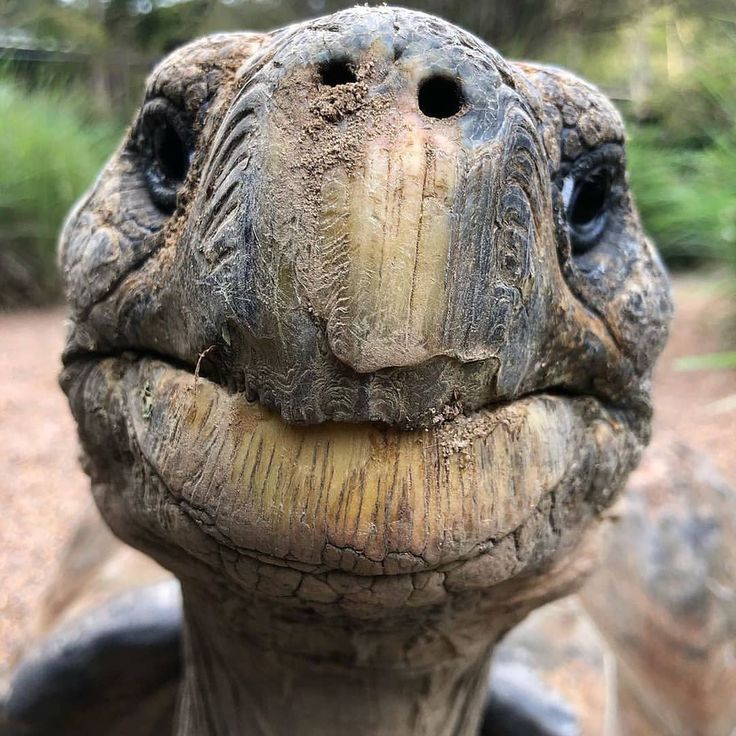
[152, 120, 188, 182]
[137, 100, 192, 214]
[564, 165, 614, 255]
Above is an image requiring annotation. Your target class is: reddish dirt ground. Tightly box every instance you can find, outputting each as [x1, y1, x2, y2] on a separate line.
[0, 309, 90, 678]
[0, 274, 734, 676]
[651, 274, 736, 482]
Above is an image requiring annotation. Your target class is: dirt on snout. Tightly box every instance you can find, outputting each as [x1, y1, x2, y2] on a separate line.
[0, 274, 735, 676]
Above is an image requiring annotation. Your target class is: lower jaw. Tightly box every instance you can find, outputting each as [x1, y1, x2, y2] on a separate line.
[62, 355, 641, 615]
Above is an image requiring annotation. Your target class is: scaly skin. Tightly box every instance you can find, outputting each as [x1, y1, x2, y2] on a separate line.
[59, 7, 671, 735]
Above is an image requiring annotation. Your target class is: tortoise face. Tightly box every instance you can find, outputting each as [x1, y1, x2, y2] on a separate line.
[60, 7, 671, 616]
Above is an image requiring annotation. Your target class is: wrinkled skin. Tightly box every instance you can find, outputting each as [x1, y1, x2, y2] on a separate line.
[59, 7, 672, 736]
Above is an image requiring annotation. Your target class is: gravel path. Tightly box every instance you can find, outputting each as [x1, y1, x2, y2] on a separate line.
[0, 309, 89, 677]
[0, 275, 734, 674]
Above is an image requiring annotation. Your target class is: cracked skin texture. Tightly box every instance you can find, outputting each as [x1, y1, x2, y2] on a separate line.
[66, 357, 635, 609]
[58, 6, 672, 736]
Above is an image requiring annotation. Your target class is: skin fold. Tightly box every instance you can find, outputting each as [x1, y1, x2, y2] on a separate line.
[58, 7, 672, 735]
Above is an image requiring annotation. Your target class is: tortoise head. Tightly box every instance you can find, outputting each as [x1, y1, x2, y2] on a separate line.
[60, 7, 671, 630]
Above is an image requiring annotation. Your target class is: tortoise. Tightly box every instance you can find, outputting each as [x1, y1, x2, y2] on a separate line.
[6, 5, 724, 734]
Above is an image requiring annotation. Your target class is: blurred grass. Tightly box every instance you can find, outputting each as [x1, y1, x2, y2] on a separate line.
[676, 351, 736, 370]
[625, 32, 736, 277]
[627, 126, 736, 272]
[0, 75, 121, 307]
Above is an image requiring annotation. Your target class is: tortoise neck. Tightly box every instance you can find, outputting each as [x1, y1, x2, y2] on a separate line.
[172, 585, 507, 736]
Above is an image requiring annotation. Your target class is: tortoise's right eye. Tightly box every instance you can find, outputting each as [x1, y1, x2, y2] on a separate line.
[137, 100, 192, 214]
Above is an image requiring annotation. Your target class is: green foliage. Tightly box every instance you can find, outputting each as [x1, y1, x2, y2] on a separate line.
[676, 352, 736, 370]
[627, 124, 736, 270]
[623, 14, 736, 275]
[1, 0, 107, 52]
[0, 75, 120, 306]
[635, 15, 736, 147]
[4, 0, 642, 67]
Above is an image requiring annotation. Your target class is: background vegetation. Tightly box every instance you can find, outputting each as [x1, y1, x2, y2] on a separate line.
[1, 0, 734, 306]
[0, 76, 119, 304]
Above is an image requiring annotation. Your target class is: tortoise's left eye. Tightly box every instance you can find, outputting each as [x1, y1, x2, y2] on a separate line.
[563, 165, 615, 255]
[137, 100, 192, 214]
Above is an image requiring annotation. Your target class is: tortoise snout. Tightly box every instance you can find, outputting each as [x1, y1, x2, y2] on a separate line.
[255, 10, 544, 373]
[268, 7, 513, 142]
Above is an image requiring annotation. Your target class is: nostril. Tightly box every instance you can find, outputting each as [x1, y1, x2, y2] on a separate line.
[319, 59, 357, 86]
[418, 75, 464, 119]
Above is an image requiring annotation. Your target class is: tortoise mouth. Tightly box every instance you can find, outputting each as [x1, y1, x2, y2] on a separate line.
[61, 352, 641, 596]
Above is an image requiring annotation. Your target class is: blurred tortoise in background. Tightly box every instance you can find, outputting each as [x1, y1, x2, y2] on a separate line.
[3, 5, 719, 734]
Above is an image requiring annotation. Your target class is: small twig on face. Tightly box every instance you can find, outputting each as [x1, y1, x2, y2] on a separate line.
[194, 345, 218, 393]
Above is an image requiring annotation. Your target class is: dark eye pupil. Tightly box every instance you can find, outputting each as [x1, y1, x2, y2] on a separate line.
[153, 123, 188, 182]
[570, 169, 610, 226]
